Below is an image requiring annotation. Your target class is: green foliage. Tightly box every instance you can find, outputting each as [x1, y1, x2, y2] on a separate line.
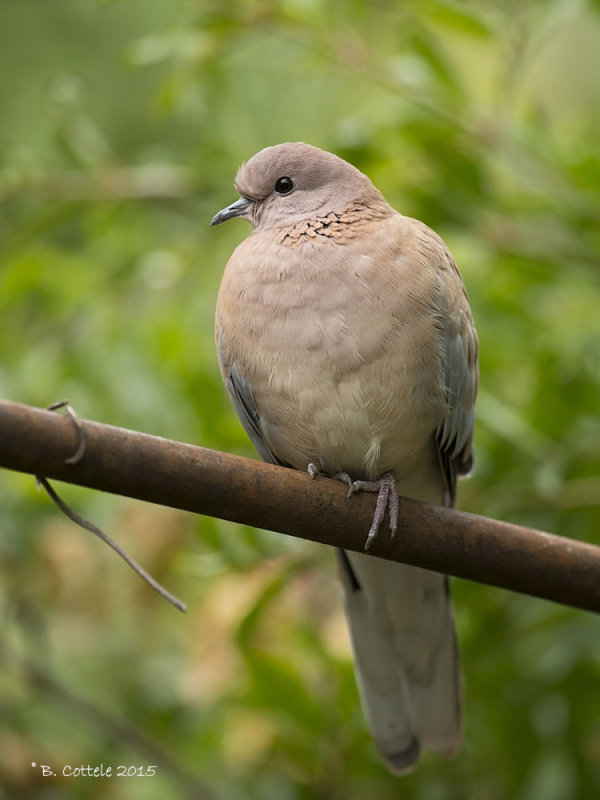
[1, 0, 599, 798]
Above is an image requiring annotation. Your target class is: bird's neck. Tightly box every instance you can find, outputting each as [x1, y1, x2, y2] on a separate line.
[275, 202, 393, 248]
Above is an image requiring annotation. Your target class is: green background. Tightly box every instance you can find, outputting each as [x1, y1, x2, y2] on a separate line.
[1, 1, 599, 798]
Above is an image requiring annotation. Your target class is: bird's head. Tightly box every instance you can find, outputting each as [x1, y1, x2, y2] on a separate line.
[210, 142, 387, 230]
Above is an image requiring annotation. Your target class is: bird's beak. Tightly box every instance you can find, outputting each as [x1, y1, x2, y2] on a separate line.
[210, 196, 252, 226]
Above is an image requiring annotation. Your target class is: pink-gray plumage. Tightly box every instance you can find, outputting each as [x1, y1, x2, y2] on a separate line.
[211, 142, 478, 774]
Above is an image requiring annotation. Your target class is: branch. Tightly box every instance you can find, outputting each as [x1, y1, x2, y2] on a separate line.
[1, 399, 599, 613]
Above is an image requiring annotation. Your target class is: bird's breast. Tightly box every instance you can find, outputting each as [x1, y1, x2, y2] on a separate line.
[216, 229, 445, 480]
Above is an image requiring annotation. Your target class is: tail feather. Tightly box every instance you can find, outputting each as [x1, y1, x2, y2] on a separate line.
[337, 549, 461, 773]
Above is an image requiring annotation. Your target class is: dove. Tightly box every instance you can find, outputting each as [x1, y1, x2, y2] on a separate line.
[211, 142, 478, 773]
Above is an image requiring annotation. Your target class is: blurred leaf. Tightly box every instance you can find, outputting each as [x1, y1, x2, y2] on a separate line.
[420, 0, 494, 38]
[244, 651, 325, 732]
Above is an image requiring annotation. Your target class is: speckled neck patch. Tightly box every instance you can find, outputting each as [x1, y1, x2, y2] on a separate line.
[276, 204, 389, 247]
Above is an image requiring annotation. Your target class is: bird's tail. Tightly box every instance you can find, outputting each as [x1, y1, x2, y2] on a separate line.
[337, 549, 461, 774]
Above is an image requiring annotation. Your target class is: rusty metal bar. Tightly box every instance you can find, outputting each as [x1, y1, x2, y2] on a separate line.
[1, 398, 598, 613]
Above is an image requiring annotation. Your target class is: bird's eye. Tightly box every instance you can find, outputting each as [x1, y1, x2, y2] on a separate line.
[275, 177, 294, 195]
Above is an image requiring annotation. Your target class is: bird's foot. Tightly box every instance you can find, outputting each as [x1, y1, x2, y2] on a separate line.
[308, 463, 352, 484]
[345, 472, 399, 550]
[308, 465, 398, 551]
[331, 471, 354, 491]
[307, 463, 322, 479]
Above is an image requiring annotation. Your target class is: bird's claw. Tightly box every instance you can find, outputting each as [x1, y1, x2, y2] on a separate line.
[333, 471, 399, 550]
[330, 472, 354, 495]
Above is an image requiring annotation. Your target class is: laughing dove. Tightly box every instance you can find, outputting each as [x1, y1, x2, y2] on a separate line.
[211, 142, 478, 774]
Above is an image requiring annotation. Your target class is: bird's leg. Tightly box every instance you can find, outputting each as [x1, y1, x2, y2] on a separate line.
[346, 472, 399, 550]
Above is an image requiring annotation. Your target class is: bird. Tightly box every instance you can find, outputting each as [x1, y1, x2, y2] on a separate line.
[211, 142, 478, 774]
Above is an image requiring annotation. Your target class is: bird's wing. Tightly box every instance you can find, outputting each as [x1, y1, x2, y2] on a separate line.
[434, 254, 479, 504]
[216, 329, 290, 467]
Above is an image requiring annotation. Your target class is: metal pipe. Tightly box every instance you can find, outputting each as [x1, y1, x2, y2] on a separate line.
[1, 399, 598, 613]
